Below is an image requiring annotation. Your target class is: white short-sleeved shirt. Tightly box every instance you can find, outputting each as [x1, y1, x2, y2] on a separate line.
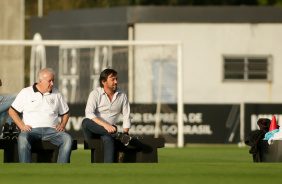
[11, 84, 69, 128]
[85, 87, 131, 129]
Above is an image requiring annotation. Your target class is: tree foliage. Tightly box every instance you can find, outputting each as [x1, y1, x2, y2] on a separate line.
[25, 0, 282, 17]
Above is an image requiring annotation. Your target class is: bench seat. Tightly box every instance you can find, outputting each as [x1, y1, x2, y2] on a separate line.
[0, 139, 77, 163]
[84, 138, 165, 163]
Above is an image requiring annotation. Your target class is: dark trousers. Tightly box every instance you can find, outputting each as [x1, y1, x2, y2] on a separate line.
[82, 118, 115, 163]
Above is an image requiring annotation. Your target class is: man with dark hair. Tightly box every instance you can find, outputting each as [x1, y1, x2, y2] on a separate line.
[9, 68, 73, 163]
[82, 68, 131, 163]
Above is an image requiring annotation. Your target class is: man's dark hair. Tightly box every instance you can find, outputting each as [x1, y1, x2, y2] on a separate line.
[99, 69, 118, 87]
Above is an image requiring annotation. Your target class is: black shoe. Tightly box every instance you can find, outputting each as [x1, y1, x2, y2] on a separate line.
[2, 123, 10, 140]
[10, 122, 20, 140]
[116, 132, 132, 146]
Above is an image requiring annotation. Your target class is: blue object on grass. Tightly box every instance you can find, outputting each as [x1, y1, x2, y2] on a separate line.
[264, 129, 279, 140]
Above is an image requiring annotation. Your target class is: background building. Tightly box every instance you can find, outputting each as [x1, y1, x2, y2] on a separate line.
[30, 6, 282, 104]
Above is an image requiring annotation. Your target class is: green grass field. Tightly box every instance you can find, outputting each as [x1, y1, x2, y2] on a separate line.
[0, 145, 281, 184]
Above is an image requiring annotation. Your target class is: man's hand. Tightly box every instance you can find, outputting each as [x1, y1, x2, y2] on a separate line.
[123, 128, 129, 134]
[9, 107, 29, 131]
[103, 123, 116, 133]
[56, 125, 65, 131]
[20, 125, 32, 131]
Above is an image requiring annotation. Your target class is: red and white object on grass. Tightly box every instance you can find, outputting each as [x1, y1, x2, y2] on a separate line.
[269, 116, 278, 132]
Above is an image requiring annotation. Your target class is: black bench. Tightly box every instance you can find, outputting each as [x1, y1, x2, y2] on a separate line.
[258, 140, 282, 162]
[84, 138, 165, 163]
[0, 139, 77, 163]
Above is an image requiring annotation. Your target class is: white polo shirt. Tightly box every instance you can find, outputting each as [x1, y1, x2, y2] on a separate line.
[11, 84, 69, 128]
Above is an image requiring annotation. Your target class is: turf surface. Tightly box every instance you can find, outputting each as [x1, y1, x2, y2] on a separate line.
[0, 145, 281, 184]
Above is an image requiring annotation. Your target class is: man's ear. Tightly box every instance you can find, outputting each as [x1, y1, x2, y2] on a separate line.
[101, 80, 106, 86]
